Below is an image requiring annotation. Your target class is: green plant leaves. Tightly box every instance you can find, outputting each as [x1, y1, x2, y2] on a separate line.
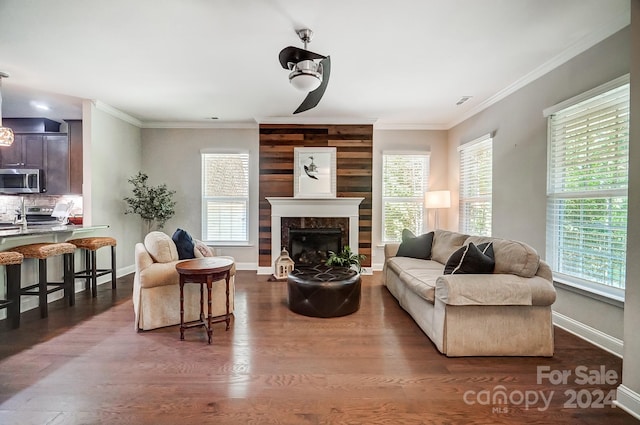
[124, 171, 176, 231]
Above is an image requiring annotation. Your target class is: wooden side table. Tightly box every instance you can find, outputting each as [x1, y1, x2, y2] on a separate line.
[175, 257, 234, 344]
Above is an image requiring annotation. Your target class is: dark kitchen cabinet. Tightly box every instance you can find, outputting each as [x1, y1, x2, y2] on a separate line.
[0, 117, 80, 194]
[67, 120, 83, 195]
[0, 135, 45, 168]
[44, 135, 70, 195]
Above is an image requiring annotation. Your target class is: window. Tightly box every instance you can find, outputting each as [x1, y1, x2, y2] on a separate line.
[458, 134, 493, 236]
[201, 152, 249, 244]
[382, 152, 429, 242]
[545, 76, 629, 294]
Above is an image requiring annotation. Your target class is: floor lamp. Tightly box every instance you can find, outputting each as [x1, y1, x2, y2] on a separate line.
[424, 190, 451, 230]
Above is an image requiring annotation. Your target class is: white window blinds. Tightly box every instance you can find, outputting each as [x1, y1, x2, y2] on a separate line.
[458, 135, 492, 236]
[202, 153, 249, 243]
[382, 152, 429, 242]
[546, 79, 629, 291]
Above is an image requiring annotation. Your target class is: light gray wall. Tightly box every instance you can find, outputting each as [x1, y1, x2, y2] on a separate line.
[447, 27, 630, 340]
[622, 0, 640, 402]
[84, 101, 143, 275]
[371, 129, 448, 269]
[140, 127, 259, 267]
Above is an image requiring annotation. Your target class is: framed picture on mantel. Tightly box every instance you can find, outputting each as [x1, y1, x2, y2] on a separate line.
[294, 147, 336, 198]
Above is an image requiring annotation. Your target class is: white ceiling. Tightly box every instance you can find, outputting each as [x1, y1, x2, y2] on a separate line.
[0, 0, 631, 129]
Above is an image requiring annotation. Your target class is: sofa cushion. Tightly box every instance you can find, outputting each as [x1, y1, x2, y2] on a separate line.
[431, 230, 469, 264]
[396, 229, 434, 260]
[172, 228, 196, 260]
[144, 231, 179, 263]
[444, 242, 495, 275]
[465, 236, 540, 278]
[386, 257, 443, 303]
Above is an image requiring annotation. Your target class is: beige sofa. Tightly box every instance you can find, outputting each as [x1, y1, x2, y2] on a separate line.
[133, 231, 235, 331]
[383, 229, 556, 357]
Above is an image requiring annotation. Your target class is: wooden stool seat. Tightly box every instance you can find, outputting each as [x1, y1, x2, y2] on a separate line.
[67, 237, 117, 297]
[67, 237, 116, 251]
[12, 242, 76, 259]
[0, 251, 24, 265]
[11, 242, 76, 320]
[0, 251, 23, 329]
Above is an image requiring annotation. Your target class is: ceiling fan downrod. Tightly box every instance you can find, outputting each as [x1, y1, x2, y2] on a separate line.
[297, 28, 313, 50]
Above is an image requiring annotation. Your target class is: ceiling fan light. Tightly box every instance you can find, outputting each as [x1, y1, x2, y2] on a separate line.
[290, 73, 322, 91]
[0, 127, 14, 147]
[289, 60, 322, 91]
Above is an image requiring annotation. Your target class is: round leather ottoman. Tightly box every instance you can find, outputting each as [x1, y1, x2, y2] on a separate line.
[287, 265, 361, 318]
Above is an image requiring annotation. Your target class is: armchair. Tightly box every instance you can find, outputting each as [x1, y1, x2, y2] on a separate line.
[133, 231, 235, 331]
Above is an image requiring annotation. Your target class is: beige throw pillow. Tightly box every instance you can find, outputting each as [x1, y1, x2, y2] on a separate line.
[144, 231, 179, 263]
[193, 239, 214, 257]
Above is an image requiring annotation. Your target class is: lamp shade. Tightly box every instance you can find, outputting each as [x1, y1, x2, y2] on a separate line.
[424, 190, 451, 209]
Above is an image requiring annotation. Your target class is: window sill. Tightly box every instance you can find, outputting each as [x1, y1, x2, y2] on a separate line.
[553, 277, 624, 308]
[204, 242, 253, 248]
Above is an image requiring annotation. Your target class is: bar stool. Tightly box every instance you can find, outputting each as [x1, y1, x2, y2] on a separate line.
[0, 251, 23, 329]
[67, 237, 117, 297]
[11, 242, 76, 319]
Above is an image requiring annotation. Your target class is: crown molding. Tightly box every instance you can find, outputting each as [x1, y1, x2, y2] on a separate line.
[92, 100, 142, 127]
[256, 116, 377, 125]
[141, 121, 258, 129]
[447, 10, 630, 129]
[374, 122, 448, 131]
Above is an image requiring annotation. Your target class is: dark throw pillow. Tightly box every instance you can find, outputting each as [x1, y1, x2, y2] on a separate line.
[443, 242, 495, 275]
[172, 228, 196, 260]
[396, 229, 434, 260]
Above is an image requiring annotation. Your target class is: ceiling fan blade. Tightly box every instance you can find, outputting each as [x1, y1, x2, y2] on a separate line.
[294, 56, 331, 114]
[278, 46, 326, 69]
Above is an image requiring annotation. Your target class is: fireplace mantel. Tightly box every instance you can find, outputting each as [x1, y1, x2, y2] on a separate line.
[266, 197, 363, 273]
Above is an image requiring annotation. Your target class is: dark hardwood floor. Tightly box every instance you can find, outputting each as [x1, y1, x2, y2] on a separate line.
[0, 270, 637, 425]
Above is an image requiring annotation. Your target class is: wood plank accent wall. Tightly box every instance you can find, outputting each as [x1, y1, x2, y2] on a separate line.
[259, 124, 373, 268]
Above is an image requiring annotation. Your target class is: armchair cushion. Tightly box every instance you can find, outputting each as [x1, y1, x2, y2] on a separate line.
[144, 231, 178, 263]
[193, 239, 214, 257]
[172, 228, 196, 260]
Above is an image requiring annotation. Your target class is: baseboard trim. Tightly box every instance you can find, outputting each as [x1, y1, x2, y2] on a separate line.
[615, 385, 640, 420]
[552, 311, 623, 357]
[257, 266, 273, 275]
[234, 262, 255, 271]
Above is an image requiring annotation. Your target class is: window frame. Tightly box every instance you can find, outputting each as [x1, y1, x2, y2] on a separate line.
[544, 75, 629, 301]
[458, 133, 493, 236]
[381, 150, 430, 243]
[201, 151, 250, 246]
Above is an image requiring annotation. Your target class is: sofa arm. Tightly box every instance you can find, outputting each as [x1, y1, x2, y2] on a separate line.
[435, 274, 556, 307]
[384, 243, 400, 260]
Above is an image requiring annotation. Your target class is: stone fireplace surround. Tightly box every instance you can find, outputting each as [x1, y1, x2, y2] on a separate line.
[265, 197, 363, 274]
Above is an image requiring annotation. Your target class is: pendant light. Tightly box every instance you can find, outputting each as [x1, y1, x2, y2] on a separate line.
[0, 72, 15, 147]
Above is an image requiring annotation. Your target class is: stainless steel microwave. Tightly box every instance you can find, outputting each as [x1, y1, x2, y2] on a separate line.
[0, 169, 45, 194]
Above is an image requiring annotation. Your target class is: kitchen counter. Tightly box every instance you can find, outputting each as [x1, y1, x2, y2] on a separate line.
[0, 224, 109, 244]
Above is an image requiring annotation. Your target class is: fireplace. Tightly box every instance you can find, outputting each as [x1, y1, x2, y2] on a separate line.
[265, 197, 363, 275]
[288, 228, 342, 266]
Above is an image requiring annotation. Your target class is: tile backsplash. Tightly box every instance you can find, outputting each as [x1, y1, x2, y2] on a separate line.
[0, 195, 83, 223]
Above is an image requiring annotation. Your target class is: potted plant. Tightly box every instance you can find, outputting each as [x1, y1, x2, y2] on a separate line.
[326, 246, 366, 273]
[124, 171, 176, 233]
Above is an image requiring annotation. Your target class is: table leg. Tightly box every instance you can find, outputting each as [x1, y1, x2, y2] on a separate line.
[179, 278, 185, 341]
[225, 271, 230, 331]
[207, 275, 213, 344]
[199, 282, 204, 321]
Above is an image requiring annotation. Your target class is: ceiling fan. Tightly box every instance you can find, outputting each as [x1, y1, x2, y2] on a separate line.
[278, 28, 331, 114]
